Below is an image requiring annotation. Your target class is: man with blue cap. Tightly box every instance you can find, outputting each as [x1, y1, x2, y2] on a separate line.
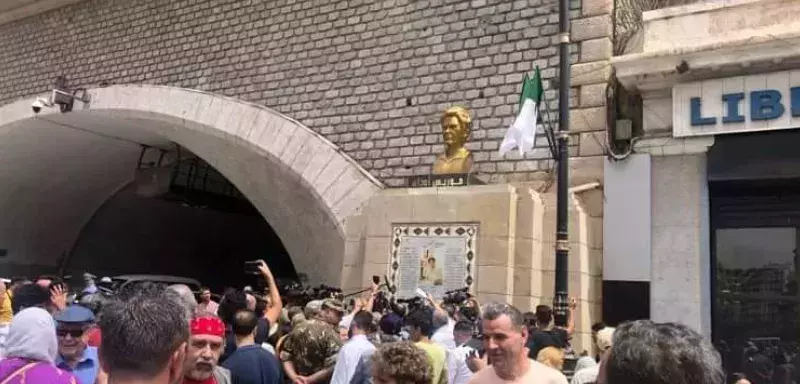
[54, 305, 100, 384]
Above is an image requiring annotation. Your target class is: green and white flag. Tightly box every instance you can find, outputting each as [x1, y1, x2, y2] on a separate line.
[499, 67, 544, 156]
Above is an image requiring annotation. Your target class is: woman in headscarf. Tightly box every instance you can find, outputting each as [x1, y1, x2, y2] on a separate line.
[0, 307, 78, 383]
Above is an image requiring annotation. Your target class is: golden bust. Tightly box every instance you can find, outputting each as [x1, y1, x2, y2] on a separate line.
[432, 106, 473, 175]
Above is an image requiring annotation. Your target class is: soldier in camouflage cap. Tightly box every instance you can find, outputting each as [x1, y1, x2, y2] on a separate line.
[280, 298, 344, 383]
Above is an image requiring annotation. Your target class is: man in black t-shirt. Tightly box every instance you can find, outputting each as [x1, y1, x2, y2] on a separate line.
[222, 309, 283, 384]
[526, 303, 574, 360]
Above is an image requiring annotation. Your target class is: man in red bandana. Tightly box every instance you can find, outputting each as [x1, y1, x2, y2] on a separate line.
[183, 312, 232, 384]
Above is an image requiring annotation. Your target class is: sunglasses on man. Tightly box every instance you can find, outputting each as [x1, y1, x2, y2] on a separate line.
[56, 328, 86, 338]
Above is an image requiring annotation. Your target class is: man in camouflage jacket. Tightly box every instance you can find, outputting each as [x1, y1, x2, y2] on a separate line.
[281, 299, 344, 384]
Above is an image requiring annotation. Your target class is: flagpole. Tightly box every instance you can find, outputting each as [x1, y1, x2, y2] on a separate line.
[553, 0, 571, 327]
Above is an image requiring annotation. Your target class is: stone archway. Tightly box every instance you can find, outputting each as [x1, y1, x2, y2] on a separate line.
[0, 85, 382, 285]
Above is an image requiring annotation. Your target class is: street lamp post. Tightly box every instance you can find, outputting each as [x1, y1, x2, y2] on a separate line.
[553, 0, 572, 327]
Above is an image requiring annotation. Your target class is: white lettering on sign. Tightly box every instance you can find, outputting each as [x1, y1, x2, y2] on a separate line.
[673, 69, 800, 137]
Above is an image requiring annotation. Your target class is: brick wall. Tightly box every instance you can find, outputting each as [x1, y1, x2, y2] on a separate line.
[0, 0, 612, 186]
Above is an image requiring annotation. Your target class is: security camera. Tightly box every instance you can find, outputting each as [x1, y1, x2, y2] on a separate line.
[31, 98, 53, 114]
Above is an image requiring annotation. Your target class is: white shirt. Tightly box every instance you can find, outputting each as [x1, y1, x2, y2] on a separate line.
[331, 334, 376, 384]
[261, 342, 276, 355]
[446, 346, 473, 384]
[431, 319, 456, 349]
[339, 314, 354, 331]
[570, 366, 599, 384]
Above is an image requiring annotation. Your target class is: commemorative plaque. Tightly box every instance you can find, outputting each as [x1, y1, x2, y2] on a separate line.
[389, 224, 478, 300]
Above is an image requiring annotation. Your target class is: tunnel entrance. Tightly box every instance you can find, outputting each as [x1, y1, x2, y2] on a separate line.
[63, 148, 297, 292]
[0, 85, 381, 289]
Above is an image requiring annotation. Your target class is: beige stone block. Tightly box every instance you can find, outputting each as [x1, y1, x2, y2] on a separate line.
[514, 238, 542, 269]
[211, 101, 248, 141]
[513, 268, 532, 296]
[642, 96, 673, 132]
[589, 249, 603, 277]
[343, 239, 365, 267]
[571, 245, 591, 276]
[340, 265, 364, 291]
[578, 131, 606, 157]
[569, 156, 604, 186]
[571, 15, 612, 42]
[456, 192, 515, 237]
[537, 241, 558, 271]
[579, 83, 607, 108]
[567, 271, 594, 300]
[570, 107, 606, 133]
[290, 138, 327, 180]
[511, 295, 536, 313]
[278, 127, 313, 167]
[535, 270, 556, 298]
[514, 187, 544, 241]
[476, 265, 513, 295]
[244, 110, 279, 144]
[343, 212, 366, 242]
[476, 293, 514, 305]
[364, 236, 392, 265]
[575, 190, 604, 218]
[572, 247, 592, 276]
[587, 216, 603, 249]
[571, 61, 611, 86]
[365, 194, 412, 237]
[477, 235, 513, 267]
[361, 262, 391, 285]
[580, 38, 612, 63]
[321, 167, 364, 215]
[582, 0, 613, 16]
[331, 179, 379, 220]
[289, 138, 325, 180]
[313, 157, 351, 197]
[591, 276, 602, 302]
[233, 107, 263, 143]
[192, 97, 226, 135]
[300, 145, 336, 187]
[410, 193, 459, 222]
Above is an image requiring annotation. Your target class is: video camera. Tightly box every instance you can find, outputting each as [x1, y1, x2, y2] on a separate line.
[441, 287, 481, 324]
[442, 287, 470, 305]
[279, 281, 343, 306]
[393, 296, 426, 316]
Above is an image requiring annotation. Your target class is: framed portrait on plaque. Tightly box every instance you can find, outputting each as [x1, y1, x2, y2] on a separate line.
[389, 223, 478, 299]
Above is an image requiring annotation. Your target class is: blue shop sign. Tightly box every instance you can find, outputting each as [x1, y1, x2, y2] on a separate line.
[690, 88, 800, 126]
[672, 70, 800, 138]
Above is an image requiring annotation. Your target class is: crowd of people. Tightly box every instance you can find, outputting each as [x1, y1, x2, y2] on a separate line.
[0, 261, 733, 384]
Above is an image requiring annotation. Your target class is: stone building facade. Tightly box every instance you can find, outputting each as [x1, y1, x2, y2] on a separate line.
[0, 0, 612, 186]
[611, 0, 800, 356]
[0, 0, 613, 352]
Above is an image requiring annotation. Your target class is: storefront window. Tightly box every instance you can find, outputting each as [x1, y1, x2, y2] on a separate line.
[714, 227, 800, 382]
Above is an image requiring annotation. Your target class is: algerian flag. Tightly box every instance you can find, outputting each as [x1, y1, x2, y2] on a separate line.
[499, 67, 544, 157]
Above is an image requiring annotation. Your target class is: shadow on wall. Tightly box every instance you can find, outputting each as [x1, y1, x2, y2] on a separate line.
[65, 183, 296, 292]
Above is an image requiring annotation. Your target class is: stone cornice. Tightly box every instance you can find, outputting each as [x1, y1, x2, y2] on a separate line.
[633, 135, 715, 157]
[612, 31, 800, 92]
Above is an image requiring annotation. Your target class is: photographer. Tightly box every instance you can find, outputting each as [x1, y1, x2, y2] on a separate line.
[527, 299, 577, 360]
[339, 281, 380, 339]
[219, 260, 284, 363]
